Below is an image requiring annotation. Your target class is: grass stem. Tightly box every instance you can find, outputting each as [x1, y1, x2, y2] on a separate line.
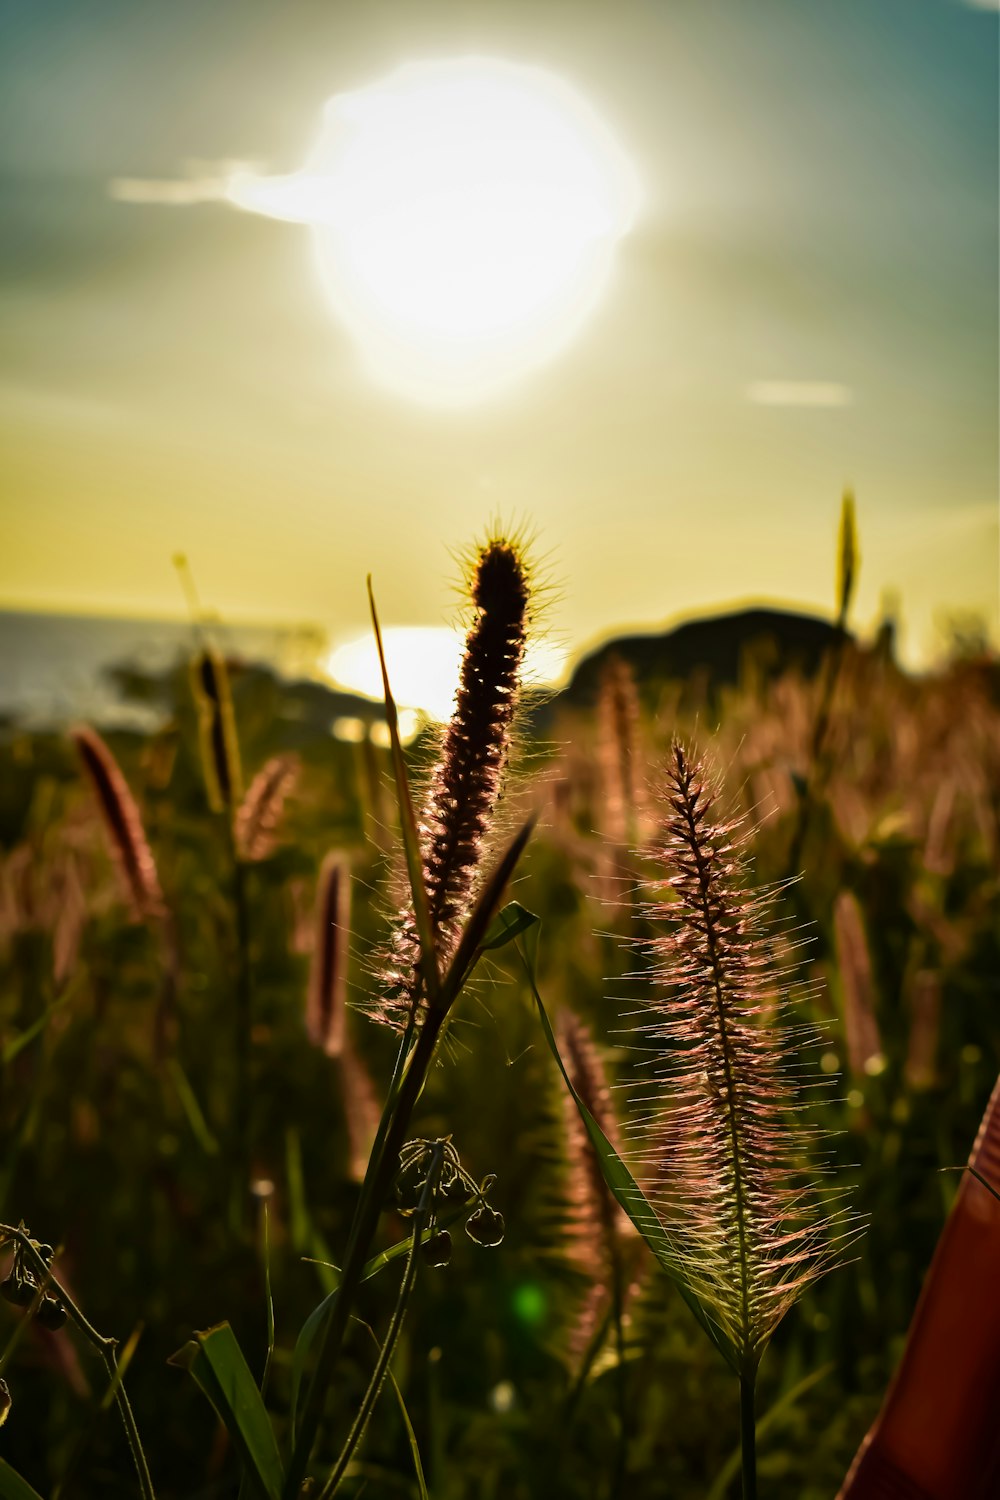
[318, 1143, 444, 1498]
[740, 1370, 757, 1500]
[285, 1011, 443, 1497]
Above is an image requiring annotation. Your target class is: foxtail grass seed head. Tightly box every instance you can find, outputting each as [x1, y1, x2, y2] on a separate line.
[904, 968, 941, 1092]
[307, 853, 350, 1058]
[837, 489, 859, 624]
[597, 652, 642, 847]
[235, 753, 299, 861]
[635, 741, 852, 1370]
[375, 534, 530, 1031]
[558, 1010, 635, 1265]
[832, 890, 884, 1079]
[72, 726, 165, 924]
[333, 1037, 381, 1182]
[559, 1010, 642, 1364]
[191, 647, 243, 813]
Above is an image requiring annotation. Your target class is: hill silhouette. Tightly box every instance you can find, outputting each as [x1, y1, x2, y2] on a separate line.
[553, 606, 845, 711]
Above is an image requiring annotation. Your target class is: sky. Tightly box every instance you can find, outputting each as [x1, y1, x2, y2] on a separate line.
[1, 0, 997, 673]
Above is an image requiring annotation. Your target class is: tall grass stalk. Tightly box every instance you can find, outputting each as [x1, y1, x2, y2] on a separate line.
[637, 742, 850, 1497]
[787, 490, 858, 878]
[286, 536, 532, 1495]
[0, 1224, 155, 1500]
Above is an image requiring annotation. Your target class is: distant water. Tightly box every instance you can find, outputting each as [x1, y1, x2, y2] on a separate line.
[0, 610, 329, 730]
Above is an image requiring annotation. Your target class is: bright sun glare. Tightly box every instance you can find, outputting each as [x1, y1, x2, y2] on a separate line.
[227, 57, 639, 404]
[327, 625, 565, 725]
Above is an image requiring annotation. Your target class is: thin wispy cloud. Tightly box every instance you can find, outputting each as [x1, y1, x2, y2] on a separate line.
[746, 380, 854, 409]
[108, 160, 258, 207]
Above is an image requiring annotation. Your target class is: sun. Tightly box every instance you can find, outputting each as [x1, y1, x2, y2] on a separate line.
[227, 57, 639, 405]
[326, 624, 565, 726]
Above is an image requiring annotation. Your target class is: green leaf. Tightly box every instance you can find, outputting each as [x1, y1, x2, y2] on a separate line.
[520, 933, 739, 1372]
[289, 1291, 335, 1449]
[170, 1323, 284, 1500]
[2, 991, 72, 1066]
[480, 900, 540, 952]
[0, 1458, 44, 1500]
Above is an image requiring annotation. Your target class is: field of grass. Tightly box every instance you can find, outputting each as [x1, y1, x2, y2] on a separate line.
[0, 539, 997, 1499]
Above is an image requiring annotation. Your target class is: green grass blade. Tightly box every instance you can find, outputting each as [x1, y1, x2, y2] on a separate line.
[385, 1365, 429, 1500]
[1, 990, 72, 1066]
[479, 900, 540, 952]
[98, 1324, 143, 1414]
[519, 933, 739, 1371]
[0, 1459, 44, 1500]
[367, 578, 438, 1003]
[170, 1323, 284, 1500]
[438, 818, 536, 1009]
[261, 1205, 275, 1395]
[168, 1058, 219, 1155]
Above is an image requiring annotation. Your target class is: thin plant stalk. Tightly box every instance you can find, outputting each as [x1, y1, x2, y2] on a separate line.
[289, 538, 531, 1494]
[0, 1224, 155, 1500]
[318, 1143, 445, 1498]
[230, 825, 253, 1229]
[740, 1369, 757, 1500]
[786, 490, 858, 879]
[286, 1012, 442, 1495]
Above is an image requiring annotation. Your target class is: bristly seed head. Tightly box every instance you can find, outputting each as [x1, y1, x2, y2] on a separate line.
[630, 740, 855, 1370]
[72, 725, 165, 925]
[373, 534, 530, 1032]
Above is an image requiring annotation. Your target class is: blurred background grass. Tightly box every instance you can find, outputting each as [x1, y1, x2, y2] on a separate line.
[0, 613, 998, 1498]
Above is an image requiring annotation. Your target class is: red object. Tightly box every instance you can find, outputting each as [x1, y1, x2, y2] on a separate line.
[839, 1074, 1000, 1499]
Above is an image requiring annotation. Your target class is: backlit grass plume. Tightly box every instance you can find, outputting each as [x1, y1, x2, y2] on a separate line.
[637, 741, 850, 1495]
[375, 533, 530, 1031]
[558, 1011, 642, 1369]
[307, 852, 350, 1058]
[235, 753, 299, 861]
[597, 652, 643, 848]
[191, 646, 243, 813]
[72, 726, 164, 924]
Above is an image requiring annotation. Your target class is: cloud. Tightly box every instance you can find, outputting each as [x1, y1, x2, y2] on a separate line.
[108, 160, 259, 207]
[746, 380, 854, 409]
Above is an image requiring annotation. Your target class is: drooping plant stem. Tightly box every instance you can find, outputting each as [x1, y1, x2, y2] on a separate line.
[317, 1143, 445, 1498]
[0, 1225, 156, 1500]
[740, 1369, 757, 1500]
[229, 825, 253, 1231]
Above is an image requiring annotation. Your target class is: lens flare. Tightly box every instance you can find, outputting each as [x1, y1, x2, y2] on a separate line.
[228, 57, 639, 405]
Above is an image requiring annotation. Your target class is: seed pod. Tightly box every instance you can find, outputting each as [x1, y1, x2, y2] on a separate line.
[442, 1173, 475, 1205]
[466, 1204, 505, 1248]
[1, 1276, 35, 1308]
[36, 1295, 68, 1331]
[395, 1156, 430, 1216]
[422, 1230, 452, 1268]
[0, 1377, 10, 1429]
